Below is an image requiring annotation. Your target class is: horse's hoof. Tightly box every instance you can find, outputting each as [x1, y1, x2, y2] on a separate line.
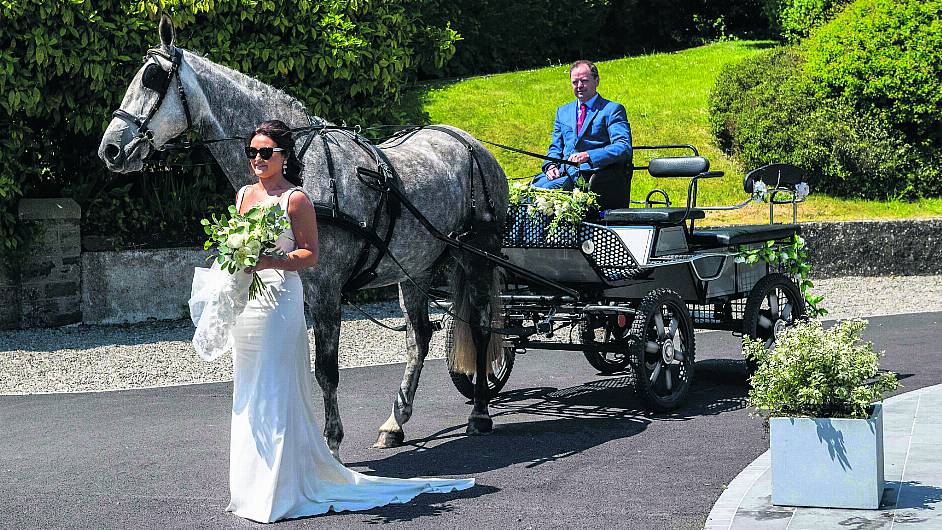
[373, 430, 404, 448]
[466, 413, 493, 435]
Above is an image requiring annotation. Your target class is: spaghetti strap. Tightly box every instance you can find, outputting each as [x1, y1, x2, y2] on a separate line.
[235, 185, 251, 211]
[279, 186, 311, 211]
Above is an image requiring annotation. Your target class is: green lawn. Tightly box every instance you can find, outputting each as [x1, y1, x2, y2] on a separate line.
[420, 41, 942, 223]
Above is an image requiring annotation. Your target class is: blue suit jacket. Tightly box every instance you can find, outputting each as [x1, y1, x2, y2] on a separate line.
[535, 95, 632, 189]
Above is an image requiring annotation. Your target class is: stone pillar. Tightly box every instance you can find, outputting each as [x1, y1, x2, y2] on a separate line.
[0, 257, 20, 330]
[15, 198, 82, 328]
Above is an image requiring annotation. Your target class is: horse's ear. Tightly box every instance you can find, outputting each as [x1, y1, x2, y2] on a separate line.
[159, 13, 175, 49]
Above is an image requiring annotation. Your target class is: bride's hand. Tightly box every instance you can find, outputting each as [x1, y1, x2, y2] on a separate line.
[244, 256, 275, 274]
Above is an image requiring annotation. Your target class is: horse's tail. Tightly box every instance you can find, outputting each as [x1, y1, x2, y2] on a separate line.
[447, 264, 504, 376]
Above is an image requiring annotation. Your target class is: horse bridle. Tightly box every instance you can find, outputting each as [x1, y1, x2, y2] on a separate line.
[112, 47, 194, 156]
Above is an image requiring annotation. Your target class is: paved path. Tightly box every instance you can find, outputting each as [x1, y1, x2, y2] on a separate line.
[2, 313, 940, 529]
[706, 384, 942, 529]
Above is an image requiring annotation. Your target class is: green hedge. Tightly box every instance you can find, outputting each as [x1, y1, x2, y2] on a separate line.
[710, 0, 942, 200]
[423, 0, 771, 77]
[0, 0, 456, 255]
[764, 0, 852, 43]
[803, 0, 942, 143]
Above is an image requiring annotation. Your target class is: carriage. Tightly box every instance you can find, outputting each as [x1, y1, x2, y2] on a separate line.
[443, 145, 810, 412]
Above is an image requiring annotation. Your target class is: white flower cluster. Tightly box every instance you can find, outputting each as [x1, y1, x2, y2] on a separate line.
[752, 180, 769, 202]
[201, 204, 291, 300]
[795, 182, 810, 199]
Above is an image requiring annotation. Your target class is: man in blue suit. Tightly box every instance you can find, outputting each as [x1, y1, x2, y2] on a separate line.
[531, 60, 632, 210]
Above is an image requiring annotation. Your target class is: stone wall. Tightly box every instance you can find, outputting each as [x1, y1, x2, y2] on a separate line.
[10, 199, 83, 329]
[803, 219, 942, 278]
[2, 214, 942, 328]
[81, 248, 211, 325]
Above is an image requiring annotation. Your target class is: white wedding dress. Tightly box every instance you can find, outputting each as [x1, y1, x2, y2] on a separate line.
[192, 187, 473, 523]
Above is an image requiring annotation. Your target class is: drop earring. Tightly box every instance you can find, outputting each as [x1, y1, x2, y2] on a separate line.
[283, 160, 288, 175]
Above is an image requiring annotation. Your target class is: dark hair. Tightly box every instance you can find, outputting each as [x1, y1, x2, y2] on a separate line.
[249, 119, 303, 186]
[569, 59, 599, 79]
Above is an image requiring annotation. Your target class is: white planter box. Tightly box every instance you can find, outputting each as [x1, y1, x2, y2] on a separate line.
[770, 402, 884, 509]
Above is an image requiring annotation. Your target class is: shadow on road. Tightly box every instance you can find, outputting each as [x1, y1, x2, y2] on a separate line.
[350, 356, 752, 478]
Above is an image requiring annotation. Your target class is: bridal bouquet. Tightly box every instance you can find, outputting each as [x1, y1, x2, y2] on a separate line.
[200, 204, 291, 301]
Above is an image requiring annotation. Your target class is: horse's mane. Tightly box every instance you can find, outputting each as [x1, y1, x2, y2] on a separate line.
[183, 48, 326, 125]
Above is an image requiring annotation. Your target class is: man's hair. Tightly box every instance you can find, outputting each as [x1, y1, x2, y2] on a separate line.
[569, 60, 599, 79]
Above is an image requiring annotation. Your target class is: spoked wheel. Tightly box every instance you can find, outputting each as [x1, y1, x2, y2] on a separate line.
[630, 289, 696, 412]
[579, 314, 633, 374]
[443, 317, 516, 400]
[742, 273, 806, 377]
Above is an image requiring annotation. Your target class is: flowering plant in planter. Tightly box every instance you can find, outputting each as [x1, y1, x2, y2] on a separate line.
[745, 319, 899, 509]
[745, 319, 898, 419]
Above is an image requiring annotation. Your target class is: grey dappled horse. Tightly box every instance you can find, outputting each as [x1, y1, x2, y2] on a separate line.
[98, 16, 508, 457]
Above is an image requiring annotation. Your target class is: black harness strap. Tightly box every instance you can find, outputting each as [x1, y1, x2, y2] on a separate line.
[306, 128, 402, 293]
[345, 143, 402, 292]
[423, 125, 498, 230]
[295, 115, 320, 161]
[311, 204, 388, 251]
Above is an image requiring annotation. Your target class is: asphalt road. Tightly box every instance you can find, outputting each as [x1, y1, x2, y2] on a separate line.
[2, 312, 940, 530]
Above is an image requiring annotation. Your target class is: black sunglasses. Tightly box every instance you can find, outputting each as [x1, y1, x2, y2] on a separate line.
[244, 146, 286, 160]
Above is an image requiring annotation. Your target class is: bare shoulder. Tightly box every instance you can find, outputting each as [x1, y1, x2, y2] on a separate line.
[286, 189, 316, 215]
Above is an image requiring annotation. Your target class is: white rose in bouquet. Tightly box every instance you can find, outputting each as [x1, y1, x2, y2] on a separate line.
[201, 204, 291, 301]
[226, 232, 247, 249]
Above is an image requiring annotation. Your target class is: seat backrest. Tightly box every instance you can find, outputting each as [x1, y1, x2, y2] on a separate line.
[743, 163, 806, 193]
[587, 162, 631, 211]
[648, 156, 710, 178]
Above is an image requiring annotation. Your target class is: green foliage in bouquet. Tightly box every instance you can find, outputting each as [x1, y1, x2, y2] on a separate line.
[201, 204, 291, 300]
[745, 319, 898, 420]
[509, 180, 598, 235]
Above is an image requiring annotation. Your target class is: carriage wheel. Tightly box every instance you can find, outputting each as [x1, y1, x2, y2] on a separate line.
[630, 289, 696, 412]
[579, 314, 633, 374]
[443, 317, 516, 400]
[742, 273, 806, 378]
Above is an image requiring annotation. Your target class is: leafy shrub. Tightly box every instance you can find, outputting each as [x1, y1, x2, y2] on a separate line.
[709, 47, 804, 153]
[709, 44, 942, 199]
[766, 0, 852, 43]
[745, 319, 898, 419]
[803, 0, 942, 144]
[0, 0, 457, 256]
[424, 0, 772, 77]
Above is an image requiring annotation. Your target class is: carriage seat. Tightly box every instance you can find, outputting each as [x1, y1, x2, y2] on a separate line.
[688, 223, 800, 247]
[600, 207, 706, 225]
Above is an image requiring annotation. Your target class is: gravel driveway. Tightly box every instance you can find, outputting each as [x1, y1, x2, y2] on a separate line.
[2, 275, 941, 394]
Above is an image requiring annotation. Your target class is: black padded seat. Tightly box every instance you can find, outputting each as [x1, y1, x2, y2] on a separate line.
[601, 207, 706, 225]
[689, 224, 800, 247]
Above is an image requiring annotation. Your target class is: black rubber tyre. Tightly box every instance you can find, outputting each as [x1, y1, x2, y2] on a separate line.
[579, 314, 633, 374]
[742, 273, 806, 378]
[630, 289, 696, 412]
[443, 317, 515, 400]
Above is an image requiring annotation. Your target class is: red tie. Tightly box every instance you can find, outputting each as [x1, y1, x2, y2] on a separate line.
[576, 102, 587, 135]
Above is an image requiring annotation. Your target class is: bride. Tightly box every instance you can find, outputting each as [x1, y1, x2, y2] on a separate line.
[194, 120, 473, 523]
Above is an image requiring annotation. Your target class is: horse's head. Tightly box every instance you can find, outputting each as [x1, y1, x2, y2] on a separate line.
[98, 15, 194, 173]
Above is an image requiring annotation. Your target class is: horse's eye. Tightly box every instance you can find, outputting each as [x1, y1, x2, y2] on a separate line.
[142, 63, 170, 93]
